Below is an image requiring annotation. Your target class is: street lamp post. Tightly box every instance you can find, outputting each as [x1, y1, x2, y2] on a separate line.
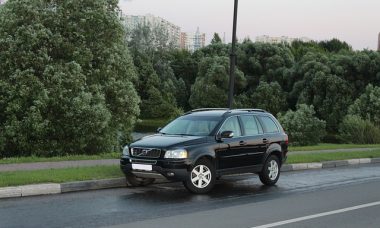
[227, 0, 238, 109]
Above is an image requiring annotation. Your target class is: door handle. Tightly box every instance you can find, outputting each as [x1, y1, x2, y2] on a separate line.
[263, 138, 269, 143]
[239, 141, 247, 146]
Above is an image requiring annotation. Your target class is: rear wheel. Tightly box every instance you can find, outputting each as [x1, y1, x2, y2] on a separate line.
[183, 159, 216, 194]
[259, 155, 280, 186]
[125, 173, 155, 187]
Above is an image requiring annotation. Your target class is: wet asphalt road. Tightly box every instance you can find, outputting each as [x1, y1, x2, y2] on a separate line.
[1, 164, 380, 228]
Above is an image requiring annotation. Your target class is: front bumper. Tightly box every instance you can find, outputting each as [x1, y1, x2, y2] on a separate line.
[120, 156, 192, 181]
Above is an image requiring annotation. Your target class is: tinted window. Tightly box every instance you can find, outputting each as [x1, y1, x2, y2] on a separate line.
[219, 116, 242, 137]
[259, 116, 279, 133]
[240, 115, 262, 136]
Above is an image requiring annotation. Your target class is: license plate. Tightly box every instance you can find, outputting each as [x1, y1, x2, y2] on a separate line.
[132, 164, 152, 171]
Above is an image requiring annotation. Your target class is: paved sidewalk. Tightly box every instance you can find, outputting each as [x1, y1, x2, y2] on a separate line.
[1, 147, 379, 172]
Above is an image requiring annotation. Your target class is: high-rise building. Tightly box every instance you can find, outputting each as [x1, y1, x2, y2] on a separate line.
[123, 14, 181, 48]
[378, 32, 380, 51]
[255, 35, 312, 45]
[180, 27, 206, 52]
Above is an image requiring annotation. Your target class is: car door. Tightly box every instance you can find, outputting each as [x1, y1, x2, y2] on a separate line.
[238, 115, 267, 166]
[216, 116, 245, 169]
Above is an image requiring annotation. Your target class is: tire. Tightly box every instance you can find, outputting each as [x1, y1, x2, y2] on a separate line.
[259, 155, 280, 186]
[183, 158, 216, 194]
[125, 173, 155, 187]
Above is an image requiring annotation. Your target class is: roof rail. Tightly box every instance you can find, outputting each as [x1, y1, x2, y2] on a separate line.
[235, 109, 267, 113]
[184, 108, 230, 115]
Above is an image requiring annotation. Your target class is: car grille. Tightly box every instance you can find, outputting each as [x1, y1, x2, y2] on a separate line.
[131, 148, 161, 158]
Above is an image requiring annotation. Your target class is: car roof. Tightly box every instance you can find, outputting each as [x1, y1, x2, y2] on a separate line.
[184, 108, 268, 117]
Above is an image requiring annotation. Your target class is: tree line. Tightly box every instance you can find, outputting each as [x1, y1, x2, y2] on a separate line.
[0, 0, 379, 157]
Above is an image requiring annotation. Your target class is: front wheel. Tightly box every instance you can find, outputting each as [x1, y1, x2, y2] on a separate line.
[183, 159, 216, 194]
[259, 155, 280, 186]
[125, 173, 155, 187]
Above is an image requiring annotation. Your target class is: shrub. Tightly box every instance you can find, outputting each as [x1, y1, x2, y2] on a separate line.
[0, 0, 140, 157]
[278, 104, 326, 146]
[339, 115, 380, 144]
[348, 84, 380, 126]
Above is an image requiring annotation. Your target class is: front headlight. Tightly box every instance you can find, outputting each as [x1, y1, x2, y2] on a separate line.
[164, 149, 188, 159]
[122, 145, 129, 156]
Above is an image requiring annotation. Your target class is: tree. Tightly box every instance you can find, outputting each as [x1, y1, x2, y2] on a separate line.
[278, 104, 326, 146]
[348, 84, 380, 126]
[319, 38, 352, 53]
[237, 41, 295, 92]
[251, 81, 287, 115]
[133, 55, 180, 118]
[189, 56, 246, 108]
[290, 53, 353, 131]
[0, 0, 140, 157]
[211, 33, 222, 44]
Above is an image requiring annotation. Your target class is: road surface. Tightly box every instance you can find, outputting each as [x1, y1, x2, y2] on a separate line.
[1, 164, 380, 228]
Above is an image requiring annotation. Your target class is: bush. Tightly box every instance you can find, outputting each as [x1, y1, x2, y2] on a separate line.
[338, 115, 380, 144]
[348, 84, 380, 126]
[0, 0, 140, 157]
[278, 104, 326, 146]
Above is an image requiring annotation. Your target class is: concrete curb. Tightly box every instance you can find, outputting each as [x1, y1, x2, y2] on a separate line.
[1, 158, 380, 199]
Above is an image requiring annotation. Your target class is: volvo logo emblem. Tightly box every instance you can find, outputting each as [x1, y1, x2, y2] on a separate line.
[138, 149, 151, 156]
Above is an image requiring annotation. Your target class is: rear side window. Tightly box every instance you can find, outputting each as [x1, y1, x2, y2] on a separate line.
[259, 116, 279, 133]
[219, 116, 242, 137]
[240, 115, 263, 136]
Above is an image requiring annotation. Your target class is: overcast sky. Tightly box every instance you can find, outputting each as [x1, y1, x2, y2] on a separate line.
[119, 0, 380, 50]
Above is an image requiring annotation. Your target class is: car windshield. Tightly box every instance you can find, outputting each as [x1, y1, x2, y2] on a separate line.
[160, 116, 222, 136]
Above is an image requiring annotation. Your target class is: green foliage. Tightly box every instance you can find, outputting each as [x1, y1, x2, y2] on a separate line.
[0, 0, 139, 157]
[319, 38, 352, 53]
[278, 104, 326, 146]
[189, 56, 246, 108]
[339, 115, 380, 144]
[251, 81, 287, 115]
[211, 33, 222, 44]
[348, 84, 380, 126]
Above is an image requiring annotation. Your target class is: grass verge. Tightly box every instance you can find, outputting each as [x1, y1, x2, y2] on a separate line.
[289, 143, 380, 151]
[287, 150, 380, 164]
[0, 165, 123, 188]
[0, 153, 119, 165]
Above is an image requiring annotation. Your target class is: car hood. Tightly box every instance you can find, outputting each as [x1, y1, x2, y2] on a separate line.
[130, 134, 208, 149]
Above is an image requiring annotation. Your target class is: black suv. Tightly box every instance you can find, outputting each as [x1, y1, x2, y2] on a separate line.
[120, 108, 288, 194]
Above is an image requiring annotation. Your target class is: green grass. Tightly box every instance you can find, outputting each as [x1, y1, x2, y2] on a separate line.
[0, 153, 119, 165]
[0, 165, 123, 188]
[134, 118, 171, 132]
[287, 150, 380, 164]
[289, 143, 380, 152]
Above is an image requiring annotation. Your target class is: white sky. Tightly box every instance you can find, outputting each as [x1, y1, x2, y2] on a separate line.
[119, 0, 380, 50]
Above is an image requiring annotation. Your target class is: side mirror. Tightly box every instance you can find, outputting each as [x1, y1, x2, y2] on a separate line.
[156, 127, 162, 133]
[216, 131, 234, 141]
[221, 131, 234, 138]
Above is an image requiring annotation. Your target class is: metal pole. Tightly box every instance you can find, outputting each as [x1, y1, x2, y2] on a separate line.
[227, 0, 238, 109]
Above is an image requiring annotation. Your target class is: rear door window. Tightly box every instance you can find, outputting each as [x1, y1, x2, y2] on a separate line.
[259, 116, 279, 133]
[240, 115, 262, 136]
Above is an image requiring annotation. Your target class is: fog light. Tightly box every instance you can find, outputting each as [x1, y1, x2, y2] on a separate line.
[167, 172, 175, 177]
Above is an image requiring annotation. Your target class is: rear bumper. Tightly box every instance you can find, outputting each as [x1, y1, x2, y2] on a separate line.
[120, 156, 191, 181]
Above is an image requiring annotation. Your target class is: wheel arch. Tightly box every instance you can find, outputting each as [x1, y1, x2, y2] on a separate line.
[264, 143, 284, 165]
